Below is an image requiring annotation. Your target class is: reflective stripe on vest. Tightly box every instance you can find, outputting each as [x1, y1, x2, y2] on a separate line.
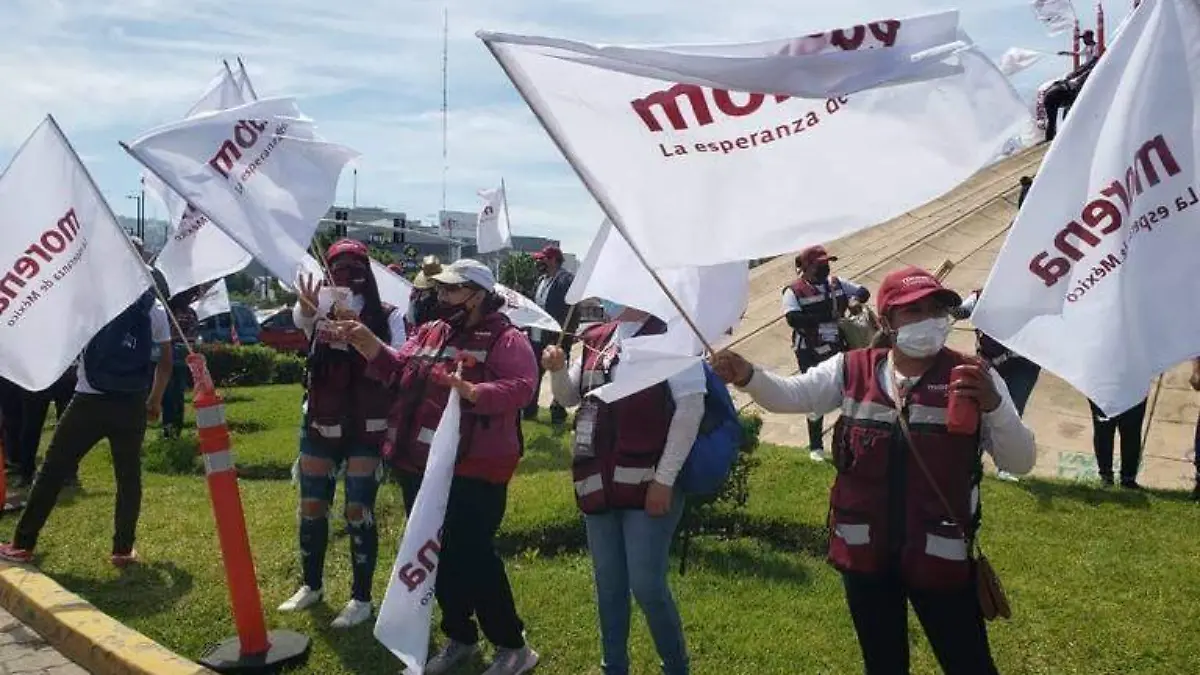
[417, 427, 435, 445]
[411, 345, 490, 363]
[311, 422, 342, 439]
[364, 419, 389, 433]
[575, 473, 603, 497]
[613, 465, 655, 485]
[840, 399, 897, 424]
[926, 533, 969, 561]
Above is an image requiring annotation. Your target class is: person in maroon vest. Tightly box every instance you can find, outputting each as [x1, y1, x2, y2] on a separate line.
[783, 245, 870, 462]
[713, 266, 1035, 675]
[278, 239, 408, 629]
[541, 304, 704, 675]
[337, 258, 540, 675]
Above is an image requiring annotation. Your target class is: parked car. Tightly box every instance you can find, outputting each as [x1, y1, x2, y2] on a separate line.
[258, 305, 310, 355]
[197, 302, 261, 345]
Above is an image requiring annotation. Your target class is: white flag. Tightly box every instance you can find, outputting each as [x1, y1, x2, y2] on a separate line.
[480, 11, 1031, 269]
[494, 283, 561, 332]
[375, 390, 462, 673]
[566, 219, 747, 402]
[147, 67, 255, 296]
[190, 279, 231, 322]
[566, 219, 747, 351]
[998, 47, 1046, 76]
[0, 117, 151, 390]
[1031, 0, 1078, 36]
[370, 259, 413, 322]
[974, 0, 1199, 416]
[125, 97, 359, 284]
[476, 182, 512, 253]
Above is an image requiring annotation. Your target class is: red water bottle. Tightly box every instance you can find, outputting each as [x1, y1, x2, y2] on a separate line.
[947, 366, 979, 435]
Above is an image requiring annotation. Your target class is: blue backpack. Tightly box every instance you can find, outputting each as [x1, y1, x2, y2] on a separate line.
[676, 363, 743, 496]
[83, 291, 155, 394]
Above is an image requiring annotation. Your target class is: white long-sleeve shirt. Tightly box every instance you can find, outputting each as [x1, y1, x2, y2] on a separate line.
[740, 352, 1037, 475]
[550, 321, 706, 487]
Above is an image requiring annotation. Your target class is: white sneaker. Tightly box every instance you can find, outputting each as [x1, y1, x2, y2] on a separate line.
[997, 470, 1020, 483]
[277, 585, 322, 612]
[809, 449, 826, 463]
[425, 640, 480, 675]
[330, 599, 372, 628]
[482, 645, 540, 675]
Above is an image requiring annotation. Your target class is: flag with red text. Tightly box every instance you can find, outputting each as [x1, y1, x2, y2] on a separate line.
[476, 182, 512, 253]
[479, 10, 1030, 269]
[974, 0, 1200, 416]
[125, 98, 359, 284]
[146, 67, 255, 296]
[0, 117, 150, 390]
[374, 390, 461, 673]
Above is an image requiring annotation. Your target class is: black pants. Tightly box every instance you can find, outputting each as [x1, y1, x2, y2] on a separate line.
[796, 358, 830, 451]
[15, 374, 75, 482]
[525, 340, 567, 424]
[1043, 84, 1076, 142]
[14, 392, 147, 554]
[399, 472, 525, 649]
[1088, 398, 1147, 483]
[0, 379, 23, 471]
[843, 569, 998, 675]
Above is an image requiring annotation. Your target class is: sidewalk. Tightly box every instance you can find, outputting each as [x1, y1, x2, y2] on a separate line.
[0, 606, 87, 675]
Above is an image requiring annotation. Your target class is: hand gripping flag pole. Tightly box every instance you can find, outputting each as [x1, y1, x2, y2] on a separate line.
[187, 353, 310, 673]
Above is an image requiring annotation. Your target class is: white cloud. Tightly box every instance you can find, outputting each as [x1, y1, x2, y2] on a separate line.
[0, 0, 1129, 256]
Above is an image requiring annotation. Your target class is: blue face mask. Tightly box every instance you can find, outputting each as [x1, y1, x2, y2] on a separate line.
[599, 300, 623, 320]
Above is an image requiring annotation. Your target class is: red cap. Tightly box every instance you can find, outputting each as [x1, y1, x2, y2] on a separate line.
[533, 245, 563, 262]
[326, 238, 369, 262]
[876, 266, 962, 315]
[795, 245, 836, 268]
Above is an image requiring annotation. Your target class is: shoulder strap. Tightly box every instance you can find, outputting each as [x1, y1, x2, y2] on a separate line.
[887, 363, 984, 559]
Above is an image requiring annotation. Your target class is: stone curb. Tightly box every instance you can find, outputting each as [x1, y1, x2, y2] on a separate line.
[0, 560, 215, 675]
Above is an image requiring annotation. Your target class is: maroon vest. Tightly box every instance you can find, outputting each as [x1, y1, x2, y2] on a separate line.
[305, 305, 397, 447]
[384, 312, 521, 478]
[571, 319, 671, 514]
[829, 348, 983, 591]
[786, 277, 849, 366]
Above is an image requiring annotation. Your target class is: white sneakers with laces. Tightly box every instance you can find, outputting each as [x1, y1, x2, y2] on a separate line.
[330, 599, 373, 629]
[277, 585, 322, 612]
[423, 640, 480, 675]
[482, 645, 539, 675]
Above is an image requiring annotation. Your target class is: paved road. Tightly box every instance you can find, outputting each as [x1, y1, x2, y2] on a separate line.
[0, 607, 87, 675]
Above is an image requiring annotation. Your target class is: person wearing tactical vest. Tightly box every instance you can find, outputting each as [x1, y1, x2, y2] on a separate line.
[0, 290, 172, 567]
[277, 239, 408, 629]
[782, 245, 870, 462]
[541, 304, 705, 675]
[713, 266, 1035, 675]
[336, 258, 539, 675]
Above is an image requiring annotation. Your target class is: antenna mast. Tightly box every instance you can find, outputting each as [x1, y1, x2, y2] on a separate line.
[441, 7, 449, 217]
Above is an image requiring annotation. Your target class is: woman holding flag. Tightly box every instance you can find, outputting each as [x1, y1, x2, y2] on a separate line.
[277, 239, 406, 629]
[541, 302, 704, 675]
[712, 266, 1036, 675]
[336, 258, 540, 675]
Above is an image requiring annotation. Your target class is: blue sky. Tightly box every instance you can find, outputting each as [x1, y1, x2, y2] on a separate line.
[0, 0, 1129, 257]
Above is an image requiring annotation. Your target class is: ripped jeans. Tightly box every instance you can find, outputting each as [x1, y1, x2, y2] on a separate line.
[297, 437, 383, 602]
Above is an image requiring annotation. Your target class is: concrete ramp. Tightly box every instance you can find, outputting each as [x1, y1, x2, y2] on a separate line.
[727, 144, 1198, 491]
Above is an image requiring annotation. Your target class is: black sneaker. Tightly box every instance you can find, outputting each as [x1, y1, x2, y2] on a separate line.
[1192, 482, 1200, 502]
[1100, 474, 1115, 487]
[1120, 479, 1143, 491]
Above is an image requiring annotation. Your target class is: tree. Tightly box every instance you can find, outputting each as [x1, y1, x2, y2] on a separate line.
[368, 245, 396, 266]
[499, 252, 538, 296]
[225, 271, 255, 294]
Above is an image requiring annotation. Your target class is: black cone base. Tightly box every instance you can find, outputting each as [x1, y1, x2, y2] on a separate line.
[199, 630, 311, 674]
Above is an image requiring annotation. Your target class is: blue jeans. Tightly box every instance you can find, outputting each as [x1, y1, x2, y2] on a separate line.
[297, 436, 382, 601]
[584, 491, 689, 675]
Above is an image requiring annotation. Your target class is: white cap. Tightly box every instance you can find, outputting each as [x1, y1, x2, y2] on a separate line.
[431, 258, 495, 291]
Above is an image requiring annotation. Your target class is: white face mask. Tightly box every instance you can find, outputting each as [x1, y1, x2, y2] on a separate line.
[893, 316, 950, 358]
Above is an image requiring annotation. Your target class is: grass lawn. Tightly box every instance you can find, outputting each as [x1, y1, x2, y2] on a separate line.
[4, 384, 1200, 674]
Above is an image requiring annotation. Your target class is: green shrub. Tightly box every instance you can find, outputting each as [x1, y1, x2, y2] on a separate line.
[273, 354, 307, 384]
[198, 344, 278, 387]
[144, 435, 200, 475]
